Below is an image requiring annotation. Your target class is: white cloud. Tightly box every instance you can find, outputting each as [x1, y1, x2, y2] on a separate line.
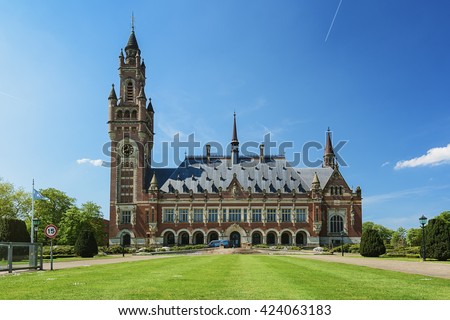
[76, 158, 104, 167]
[381, 161, 390, 167]
[395, 143, 450, 169]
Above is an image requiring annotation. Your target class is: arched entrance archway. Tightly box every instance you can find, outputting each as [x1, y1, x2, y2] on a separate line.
[252, 232, 262, 245]
[207, 231, 219, 243]
[281, 232, 291, 245]
[178, 231, 189, 245]
[164, 231, 175, 246]
[230, 231, 241, 248]
[266, 232, 277, 245]
[295, 231, 306, 246]
[121, 233, 131, 247]
[193, 232, 204, 245]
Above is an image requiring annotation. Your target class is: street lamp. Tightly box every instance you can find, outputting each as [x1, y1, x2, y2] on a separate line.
[33, 218, 40, 242]
[340, 231, 346, 256]
[419, 215, 428, 261]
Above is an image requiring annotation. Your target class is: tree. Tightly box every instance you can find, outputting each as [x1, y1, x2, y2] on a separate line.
[30, 188, 75, 244]
[406, 228, 422, 247]
[360, 229, 386, 257]
[0, 179, 31, 220]
[59, 202, 105, 246]
[362, 221, 394, 243]
[391, 227, 406, 248]
[424, 218, 450, 261]
[435, 211, 450, 224]
[74, 229, 98, 258]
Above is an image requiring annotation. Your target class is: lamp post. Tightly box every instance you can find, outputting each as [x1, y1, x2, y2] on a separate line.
[419, 215, 428, 261]
[340, 231, 346, 256]
[33, 218, 40, 242]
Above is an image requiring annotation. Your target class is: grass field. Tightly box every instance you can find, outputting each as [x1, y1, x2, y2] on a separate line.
[0, 255, 449, 300]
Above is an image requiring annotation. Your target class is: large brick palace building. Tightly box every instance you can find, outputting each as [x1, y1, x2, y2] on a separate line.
[107, 27, 362, 247]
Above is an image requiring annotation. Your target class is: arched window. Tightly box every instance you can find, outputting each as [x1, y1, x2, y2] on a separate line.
[124, 110, 130, 118]
[126, 82, 134, 102]
[117, 110, 123, 119]
[131, 110, 137, 119]
[330, 215, 344, 233]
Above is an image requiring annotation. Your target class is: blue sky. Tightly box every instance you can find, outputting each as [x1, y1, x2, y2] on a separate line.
[1, 0, 449, 230]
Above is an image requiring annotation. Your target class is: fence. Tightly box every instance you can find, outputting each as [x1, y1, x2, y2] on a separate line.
[0, 242, 43, 273]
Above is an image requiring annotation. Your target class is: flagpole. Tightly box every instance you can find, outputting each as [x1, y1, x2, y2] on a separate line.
[31, 179, 35, 244]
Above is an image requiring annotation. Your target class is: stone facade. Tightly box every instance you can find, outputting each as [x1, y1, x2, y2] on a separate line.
[108, 28, 362, 248]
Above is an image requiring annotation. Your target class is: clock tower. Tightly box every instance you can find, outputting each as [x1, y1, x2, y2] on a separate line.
[108, 25, 154, 244]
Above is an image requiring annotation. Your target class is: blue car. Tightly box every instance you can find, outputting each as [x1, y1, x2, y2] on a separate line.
[208, 240, 230, 248]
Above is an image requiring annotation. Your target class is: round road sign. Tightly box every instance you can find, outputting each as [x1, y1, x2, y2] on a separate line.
[44, 224, 58, 238]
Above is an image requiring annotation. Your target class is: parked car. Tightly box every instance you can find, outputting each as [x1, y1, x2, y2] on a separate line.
[208, 240, 230, 248]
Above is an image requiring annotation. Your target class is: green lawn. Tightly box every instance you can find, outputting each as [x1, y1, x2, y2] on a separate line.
[0, 255, 448, 300]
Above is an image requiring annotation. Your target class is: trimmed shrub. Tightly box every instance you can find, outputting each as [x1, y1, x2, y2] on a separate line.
[424, 218, 450, 261]
[0, 218, 30, 242]
[0, 218, 31, 260]
[74, 230, 98, 258]
[360, 229, 386, 257]
[42, 245, 75, 258]
[101, 245, 132, 255]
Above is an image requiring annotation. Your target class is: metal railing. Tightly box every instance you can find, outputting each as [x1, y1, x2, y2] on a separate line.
[0, 242, 43, 273]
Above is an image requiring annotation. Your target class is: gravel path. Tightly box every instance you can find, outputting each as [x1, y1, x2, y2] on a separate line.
[291, 253, 450, 279]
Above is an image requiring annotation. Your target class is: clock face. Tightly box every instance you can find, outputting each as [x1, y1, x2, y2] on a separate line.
[122, 144, 133, 157]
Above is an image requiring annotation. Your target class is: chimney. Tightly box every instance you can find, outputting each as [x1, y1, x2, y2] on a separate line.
[206, 144, 211, 163]
[259, 144, 265, 163]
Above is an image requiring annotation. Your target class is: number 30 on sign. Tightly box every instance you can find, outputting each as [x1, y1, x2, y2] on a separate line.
[44, 224, 58, 238]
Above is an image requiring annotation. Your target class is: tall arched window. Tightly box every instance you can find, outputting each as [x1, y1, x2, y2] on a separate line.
[126, 82, 134, 102]
[131, 110, 137, 119]
[330, 215, 344, 233]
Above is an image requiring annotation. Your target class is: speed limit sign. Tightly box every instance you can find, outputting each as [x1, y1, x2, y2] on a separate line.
[44, 224, 58, 238]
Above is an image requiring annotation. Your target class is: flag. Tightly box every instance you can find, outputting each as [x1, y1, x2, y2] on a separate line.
[33, 189, 48, 201]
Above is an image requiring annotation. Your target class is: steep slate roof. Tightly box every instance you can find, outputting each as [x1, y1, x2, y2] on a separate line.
[157, 157, 334, 194]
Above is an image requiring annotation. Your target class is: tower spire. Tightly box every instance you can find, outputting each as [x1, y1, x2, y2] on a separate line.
[131, 12, 135, 31]
[231, 112, 239, 165]
[323, 127, 337, 169]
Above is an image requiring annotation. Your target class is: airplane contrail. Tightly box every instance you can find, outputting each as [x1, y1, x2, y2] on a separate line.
[325, 0, 343, 42]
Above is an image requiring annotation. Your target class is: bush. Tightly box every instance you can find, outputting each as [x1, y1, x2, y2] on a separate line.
[74, 230, 98, 258]
[349, 244, 360, 253]
[0, 218, 31, 260]
[424, 218, 450, 261]
[101, 245, 132, 255]
[360, 229, 386, 257]
[0, 218, 30, 242]
[42, 245, 75, 258]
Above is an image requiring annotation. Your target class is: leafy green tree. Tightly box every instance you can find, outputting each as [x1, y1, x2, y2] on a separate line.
[435, 211, 450, 224]
[391, 227, 406, 248]
[360, 229, 386, 257]
[362, 221, 394, 243]
[59, 202, 105, 246]
[424, 218, 450, 261]
[31, 188, 75, 244]
[0, 179, 31, 220]
[406, 228, 422, 247]
[74, 229, 98, 258]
